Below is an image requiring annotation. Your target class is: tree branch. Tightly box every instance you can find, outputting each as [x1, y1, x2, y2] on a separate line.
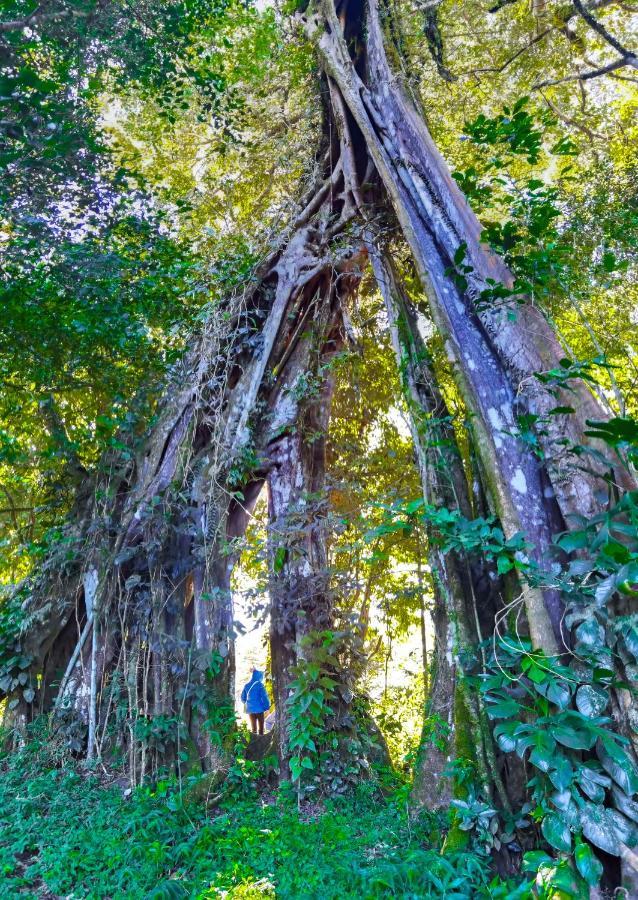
[533, 54, 632, 87]
[458, 30, 549, 76]
[0, 5, 80, 33]
[572, 0, 638, 66]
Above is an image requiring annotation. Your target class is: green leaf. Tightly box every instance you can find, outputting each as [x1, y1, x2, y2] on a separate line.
[522, 850, 554, 873]
[612, 785, 638, 824]
[496, 555, 514, 575]
[575, 619, 606, 650]
[535, 677, 571, 710]
[494, 721, 518, 753]
[551, 790, 579, 827]
[575, 842, 603, 886]
[623, 626, 638, 659]
[516, 728, 556, 766]
[597, 738, 638, 795]
[530, 737, 558, 773]
[580, 803, 620, 855]
[557, 531, 589, 552]
[525, 660, 548, 684]
[273, 545, 287, 574]
[549, 756, 574, 792]
[453, 242, 468, 265]
[541, 812, 572, 852]
[551, 715, 596, 751]
[486, 698, 520, 719]
[577, 765, 611, 803]
[610, 808, 638, 848]
[576, 685, 609, 718]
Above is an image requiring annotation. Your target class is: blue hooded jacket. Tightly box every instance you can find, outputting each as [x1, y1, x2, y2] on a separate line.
[241, 670, 271, 714]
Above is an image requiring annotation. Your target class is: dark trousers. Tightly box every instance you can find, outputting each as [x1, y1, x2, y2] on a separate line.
[249, 712, 264, 735]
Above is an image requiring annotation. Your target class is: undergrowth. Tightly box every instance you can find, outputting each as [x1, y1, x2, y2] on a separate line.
[0, 724, 528, 899]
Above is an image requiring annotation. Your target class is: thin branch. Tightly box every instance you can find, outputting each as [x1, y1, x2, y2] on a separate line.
[608, 70, 638, 81]
[539, 89, 607, 140]
[488, 0, 520, 12]
[572, 0, 638, 66]
[0, 6, 83, 33]
[533, 55, 631, 87]
[457, 29, 550, 77]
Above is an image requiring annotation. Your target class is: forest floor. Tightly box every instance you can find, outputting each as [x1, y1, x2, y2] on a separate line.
[0, 734, 525, 899]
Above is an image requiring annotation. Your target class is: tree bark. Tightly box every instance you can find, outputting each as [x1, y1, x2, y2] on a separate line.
[371, 244, 503, 808]
[303, 0, 635, 652]
[1, 115, 367, 781]
[264, 268, 356, 772]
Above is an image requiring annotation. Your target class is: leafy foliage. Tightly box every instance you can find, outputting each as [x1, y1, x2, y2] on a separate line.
[0, 723, 525, 898]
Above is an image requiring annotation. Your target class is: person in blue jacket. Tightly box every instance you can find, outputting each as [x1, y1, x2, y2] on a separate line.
[241, 667, 271, 734]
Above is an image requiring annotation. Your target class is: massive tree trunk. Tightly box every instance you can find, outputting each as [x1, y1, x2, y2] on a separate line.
[266, 294, 344, 771]
[4, 0, 635, 851]
[301, 0, 635, 655]
[371, 244, 509, 809]
[1, 127, 365, 777]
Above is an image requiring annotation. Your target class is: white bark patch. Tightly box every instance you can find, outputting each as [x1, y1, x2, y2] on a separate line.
[446, 620, 455, 666]
[488, 407, 505, 448]
[500, 402, 513, 426]
[83, 567, 99, 618]
[466, 357, 476, 371]
[270, 390, 298, 433]
[444, 340, 456, 363]
[511, 468, 528, 495]
[487, 407, 504, 432]
[415, 311, 434, 342]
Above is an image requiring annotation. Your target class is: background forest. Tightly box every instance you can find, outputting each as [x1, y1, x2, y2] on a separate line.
[1, 0, 638, 897]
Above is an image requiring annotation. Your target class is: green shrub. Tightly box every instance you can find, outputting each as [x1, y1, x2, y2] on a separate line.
[0, 722, 527, 898]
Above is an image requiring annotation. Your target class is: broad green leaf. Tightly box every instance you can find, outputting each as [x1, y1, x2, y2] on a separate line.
[612, 785, 638, 824]
[541, 812, 571, 852]
[549, 756, 574, 791]
[577, 765, 610, 803]
[551, 720, 596, 751]
[516, 729, 556, 765]
[610, 809, 638, 848]
[556, 531, 588, 553]
[494, 722, 519, 753]
[574, 842, 602, 887]
[623, 626, 638, 659]
[575, 619, 605, 650]
[273, 545, 287, 574]
[576, 685, 609, 719]
[535, 677, 571, 710]
[580, 803, 620, 856]
[486, 698, 521, 719]
[597, 738, 638, 795]
[522, 850, 553, 873]
[530, 738, 557, 773]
